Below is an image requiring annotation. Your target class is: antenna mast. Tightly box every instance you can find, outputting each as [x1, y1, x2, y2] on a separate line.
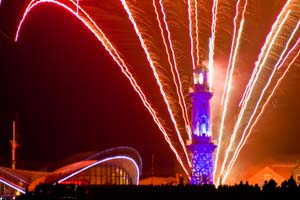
[10, 120, 19, 169]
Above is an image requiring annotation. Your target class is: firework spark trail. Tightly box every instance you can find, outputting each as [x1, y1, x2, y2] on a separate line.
[224, 32, 300, 182]
[277, 22, 300, 70]
[208, 0, 218, 89]
[230, 9, 291, 142]
[223, 49, 300, 183]
[225, 25, 300, 184]
[76, 0, 78, 14]
[210, 0, 219, 181]
[208, 37, 213, 89]
[70, 0, 79, 14]
[216, 10, 291, 183]
[195, 0, 200, 66]
[208, 0, 222, 179]
[16, 0, 191, 176]
[188, 0, 196, 70]
[220, 0, 245, 105]
[207, 38, 214, 137]
[216, 0, 248, 184]
[153, 0, 192, 140]
[207, 44, 213, 88]
[79, 0, 192, 176]
[213, 0, 247, 183]
[239, 0, 292, 107]
[120, 0, 192, 167]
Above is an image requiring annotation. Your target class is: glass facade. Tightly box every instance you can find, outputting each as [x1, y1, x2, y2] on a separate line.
[0, 182, 19, 199]
[61, 164, 132, 185]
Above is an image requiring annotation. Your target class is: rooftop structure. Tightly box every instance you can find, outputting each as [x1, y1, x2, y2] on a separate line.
[0, 146, 142, 197]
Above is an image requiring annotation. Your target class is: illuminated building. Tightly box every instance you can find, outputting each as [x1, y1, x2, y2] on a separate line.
[0, 146, 142, 197]
[240, 163, 300, 187]
[293, 163, 300, 185]
[188, 64, 216, 185]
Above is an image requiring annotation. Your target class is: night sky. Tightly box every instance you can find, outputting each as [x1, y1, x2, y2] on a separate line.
[0, 0, 299, 182]
[0, 0, 184, 178]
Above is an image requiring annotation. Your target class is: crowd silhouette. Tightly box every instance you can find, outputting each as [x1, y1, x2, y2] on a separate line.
[16, 176, 299, 200]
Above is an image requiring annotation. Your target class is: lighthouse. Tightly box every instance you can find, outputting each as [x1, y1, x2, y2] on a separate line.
[188, 64, 216, 185]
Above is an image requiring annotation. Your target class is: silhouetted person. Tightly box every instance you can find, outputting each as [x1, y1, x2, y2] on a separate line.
[262, 179, 277, 192]
[281, 180, 288, 191]
[287, 176, 297, 191]
[179, 175, 184, 186]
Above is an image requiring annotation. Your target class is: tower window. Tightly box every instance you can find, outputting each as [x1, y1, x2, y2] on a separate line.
[202, 116, 206, 123]
[199, 73, 204, 84]
[201, 116, 207, 134]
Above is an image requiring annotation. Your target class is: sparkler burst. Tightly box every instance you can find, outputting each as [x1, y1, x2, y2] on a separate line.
[14, 0, 300, 184]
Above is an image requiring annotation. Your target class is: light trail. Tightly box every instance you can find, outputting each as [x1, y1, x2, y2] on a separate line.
[195, 0, 200, 66]
[158, 0, 191, 139]
[220, 12, 296, 183]
[227, 34, 300, 183]
[188, 0, 196, 69]
[208, 37, 213, 89]
[219, 10, 291, 182]
[13, 0, 299, 184]
[208, 37, 214, 138]
[208, 0, 218, 90]
[239, 0, 292, 107]
[71, 0, 79, 14]
[220, 0, 245, 105]
[208, 0, 222, 180]
[214, 0, 247, 183]
[227, 9, 291, 156]
[76, 0, 79, 14]
[153, 0, 191, 140]
[120, 0, 192, 167]
[216, 0, 248, 184]
[277, 21, 300, 69]
[15, 0, 191, 177]
[216, 18, 246, 185]
[223, 49, 300, 183]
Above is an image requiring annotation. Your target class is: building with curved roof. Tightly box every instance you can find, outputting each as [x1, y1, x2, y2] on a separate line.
[0, 146, 142, 197]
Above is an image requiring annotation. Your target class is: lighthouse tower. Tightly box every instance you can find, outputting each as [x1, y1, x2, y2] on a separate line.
[188, 64, 216, 185]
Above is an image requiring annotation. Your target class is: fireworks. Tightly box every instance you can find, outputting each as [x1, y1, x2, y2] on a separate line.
[15, 0, 300, 184]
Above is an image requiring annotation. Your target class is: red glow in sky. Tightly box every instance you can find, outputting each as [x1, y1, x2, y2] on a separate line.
[0, 0, 299, 182]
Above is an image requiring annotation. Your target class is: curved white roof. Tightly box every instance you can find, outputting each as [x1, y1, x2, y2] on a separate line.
[0, 146, 142, 193]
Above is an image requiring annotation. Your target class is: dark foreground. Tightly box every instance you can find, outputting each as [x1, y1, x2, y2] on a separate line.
[17, 179, 300, 200]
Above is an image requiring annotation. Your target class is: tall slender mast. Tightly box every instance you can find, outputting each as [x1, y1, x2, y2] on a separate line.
[10, 120, 19, 170]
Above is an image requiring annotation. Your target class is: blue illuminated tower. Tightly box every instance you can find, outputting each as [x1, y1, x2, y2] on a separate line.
[188, 64, 216, 185]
